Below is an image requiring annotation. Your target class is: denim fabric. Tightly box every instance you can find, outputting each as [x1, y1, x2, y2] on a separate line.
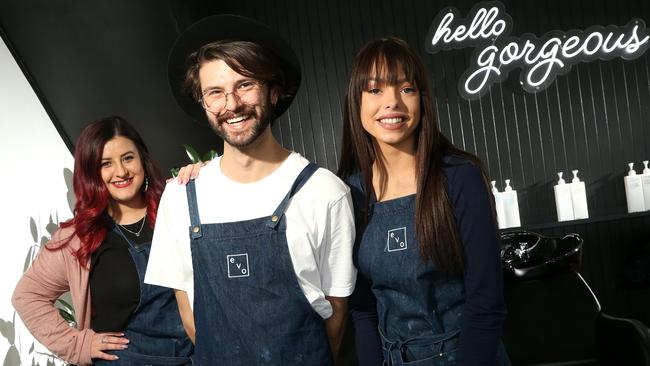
[93, 226, 193, 365]
[186, 163, 332, 366]
[350, 174, 508, 366]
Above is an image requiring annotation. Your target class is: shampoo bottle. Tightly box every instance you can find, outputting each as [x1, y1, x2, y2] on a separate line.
[625, 162, 646, 213]
[554, 172, 574, 222]
[642, 160, 650, 212]
[491, 181, 507, 229]
[570, 170, 589, 219]
[502, 179, 521, 228]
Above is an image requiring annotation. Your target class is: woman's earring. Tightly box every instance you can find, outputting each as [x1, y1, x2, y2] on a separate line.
[144, 177, 149, 192]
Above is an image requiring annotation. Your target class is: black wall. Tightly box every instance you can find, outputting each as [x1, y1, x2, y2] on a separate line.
[207, 0, 650, 323]
[0, 0, 219, 172]
[1, 0, 649, 323]
[208, 0, 650, 223]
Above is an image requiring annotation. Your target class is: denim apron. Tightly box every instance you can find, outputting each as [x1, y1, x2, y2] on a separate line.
[350, 175, 509, 366]
[186, 163, 332, 366]
[94, 225, 194, 365]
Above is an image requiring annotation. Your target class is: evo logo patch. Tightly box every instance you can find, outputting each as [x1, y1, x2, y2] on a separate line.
[387, 227, 407, 252]
[227, 253, 250, 278]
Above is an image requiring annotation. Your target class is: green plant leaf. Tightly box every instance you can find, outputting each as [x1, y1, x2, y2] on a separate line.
[29, 217, 37, 243]
[3, 345, 20, 366]
[202, 150, 219, 161]
[56, 299, 73, 312]
[183, 144, 202, 163]
[55, 299, 76, 325]
[23, 247, 34, 273]
[45, 215, 58, 237]
[58, 310, 75, 325]
[0, 316, 15, 344]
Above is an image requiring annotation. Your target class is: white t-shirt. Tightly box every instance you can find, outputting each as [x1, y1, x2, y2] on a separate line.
[145, 152, 356, 319]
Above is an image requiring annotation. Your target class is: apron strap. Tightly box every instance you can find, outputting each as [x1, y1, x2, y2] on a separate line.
[267, 163, 319, 229]
[186, 180, 203, 239]
[348, 173, 376, 217]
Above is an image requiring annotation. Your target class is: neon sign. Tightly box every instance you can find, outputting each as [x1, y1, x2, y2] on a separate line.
[425, 1, 650, 100]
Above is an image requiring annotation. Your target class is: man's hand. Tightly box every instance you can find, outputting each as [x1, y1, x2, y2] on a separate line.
[324, 296, 348, 360]
[175, 290, 196, 343]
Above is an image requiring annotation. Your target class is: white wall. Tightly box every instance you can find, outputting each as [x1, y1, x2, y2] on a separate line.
[0, 37, 73, 365]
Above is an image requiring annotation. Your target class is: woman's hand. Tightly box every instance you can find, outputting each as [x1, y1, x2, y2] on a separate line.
[91, 332, 129, 360]
[168, 162, 206, 185]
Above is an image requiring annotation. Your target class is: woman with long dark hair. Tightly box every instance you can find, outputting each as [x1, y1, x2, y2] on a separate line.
[12, 116, 196, 365]
[339, 38, 510, 365]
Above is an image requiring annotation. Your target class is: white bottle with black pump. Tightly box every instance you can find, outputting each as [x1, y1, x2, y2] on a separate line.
[491, 180, 507, 229]
[625, 162, 646, 213]
[554, 172, 574, 222]
[501, 179, 521, 228]
[642, 160, 650, 212]
[570, 170, 589, 219]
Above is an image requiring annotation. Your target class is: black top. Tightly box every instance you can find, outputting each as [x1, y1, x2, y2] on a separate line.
[90, 216, 152, 332]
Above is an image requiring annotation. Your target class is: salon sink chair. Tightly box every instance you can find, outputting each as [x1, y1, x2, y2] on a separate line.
[500, 231, 650, 365]
[501, 231, 583, 279]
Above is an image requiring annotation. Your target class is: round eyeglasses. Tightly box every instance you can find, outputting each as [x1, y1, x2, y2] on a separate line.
[199, 80, 264, 114]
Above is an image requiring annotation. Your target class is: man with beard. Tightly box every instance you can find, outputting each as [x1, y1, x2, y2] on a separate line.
[144, 15, 356, 365]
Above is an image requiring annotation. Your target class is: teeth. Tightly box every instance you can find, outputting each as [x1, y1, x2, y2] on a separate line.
[113, 178, 132, 187]
[379, 117, 403, 124]
[226, 115, 247, 124]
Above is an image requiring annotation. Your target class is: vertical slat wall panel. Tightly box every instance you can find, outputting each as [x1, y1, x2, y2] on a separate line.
[214, 0, 650, 321]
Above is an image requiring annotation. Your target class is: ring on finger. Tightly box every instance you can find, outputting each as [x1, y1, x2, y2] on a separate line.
[102, 336, 107, 344]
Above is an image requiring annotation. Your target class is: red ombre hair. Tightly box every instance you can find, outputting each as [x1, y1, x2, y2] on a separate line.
[52, 116, 164, 268]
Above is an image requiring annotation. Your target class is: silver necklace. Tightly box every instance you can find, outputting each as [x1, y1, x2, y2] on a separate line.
[117, 216, 146, 237]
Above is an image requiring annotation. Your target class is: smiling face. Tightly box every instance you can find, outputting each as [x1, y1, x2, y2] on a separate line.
[100, 136, 145, 209]
[360, 66, 421, 152]
[199, 59, 278, 149]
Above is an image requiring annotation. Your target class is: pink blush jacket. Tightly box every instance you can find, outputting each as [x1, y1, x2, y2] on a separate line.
[12, 225, 95, 365]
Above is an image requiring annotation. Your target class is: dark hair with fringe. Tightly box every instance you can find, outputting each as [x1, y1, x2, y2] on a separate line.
[338, 37, 488, 274]
[51, 116, 164, 268]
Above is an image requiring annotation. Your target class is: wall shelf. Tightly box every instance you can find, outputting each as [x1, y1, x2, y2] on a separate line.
[500, 210, 650, 233]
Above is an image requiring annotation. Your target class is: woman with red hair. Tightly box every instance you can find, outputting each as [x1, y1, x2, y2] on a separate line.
[13, 116, 197, 365]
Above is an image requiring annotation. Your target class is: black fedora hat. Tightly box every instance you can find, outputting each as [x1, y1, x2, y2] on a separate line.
[167, 14, 301, 123]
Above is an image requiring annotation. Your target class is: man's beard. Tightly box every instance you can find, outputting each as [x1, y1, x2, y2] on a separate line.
[208, 100, 274, 149]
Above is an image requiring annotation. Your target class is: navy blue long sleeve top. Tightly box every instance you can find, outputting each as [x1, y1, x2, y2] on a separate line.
[446, 158, 507, 365]
[348, 156, 507, 365]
